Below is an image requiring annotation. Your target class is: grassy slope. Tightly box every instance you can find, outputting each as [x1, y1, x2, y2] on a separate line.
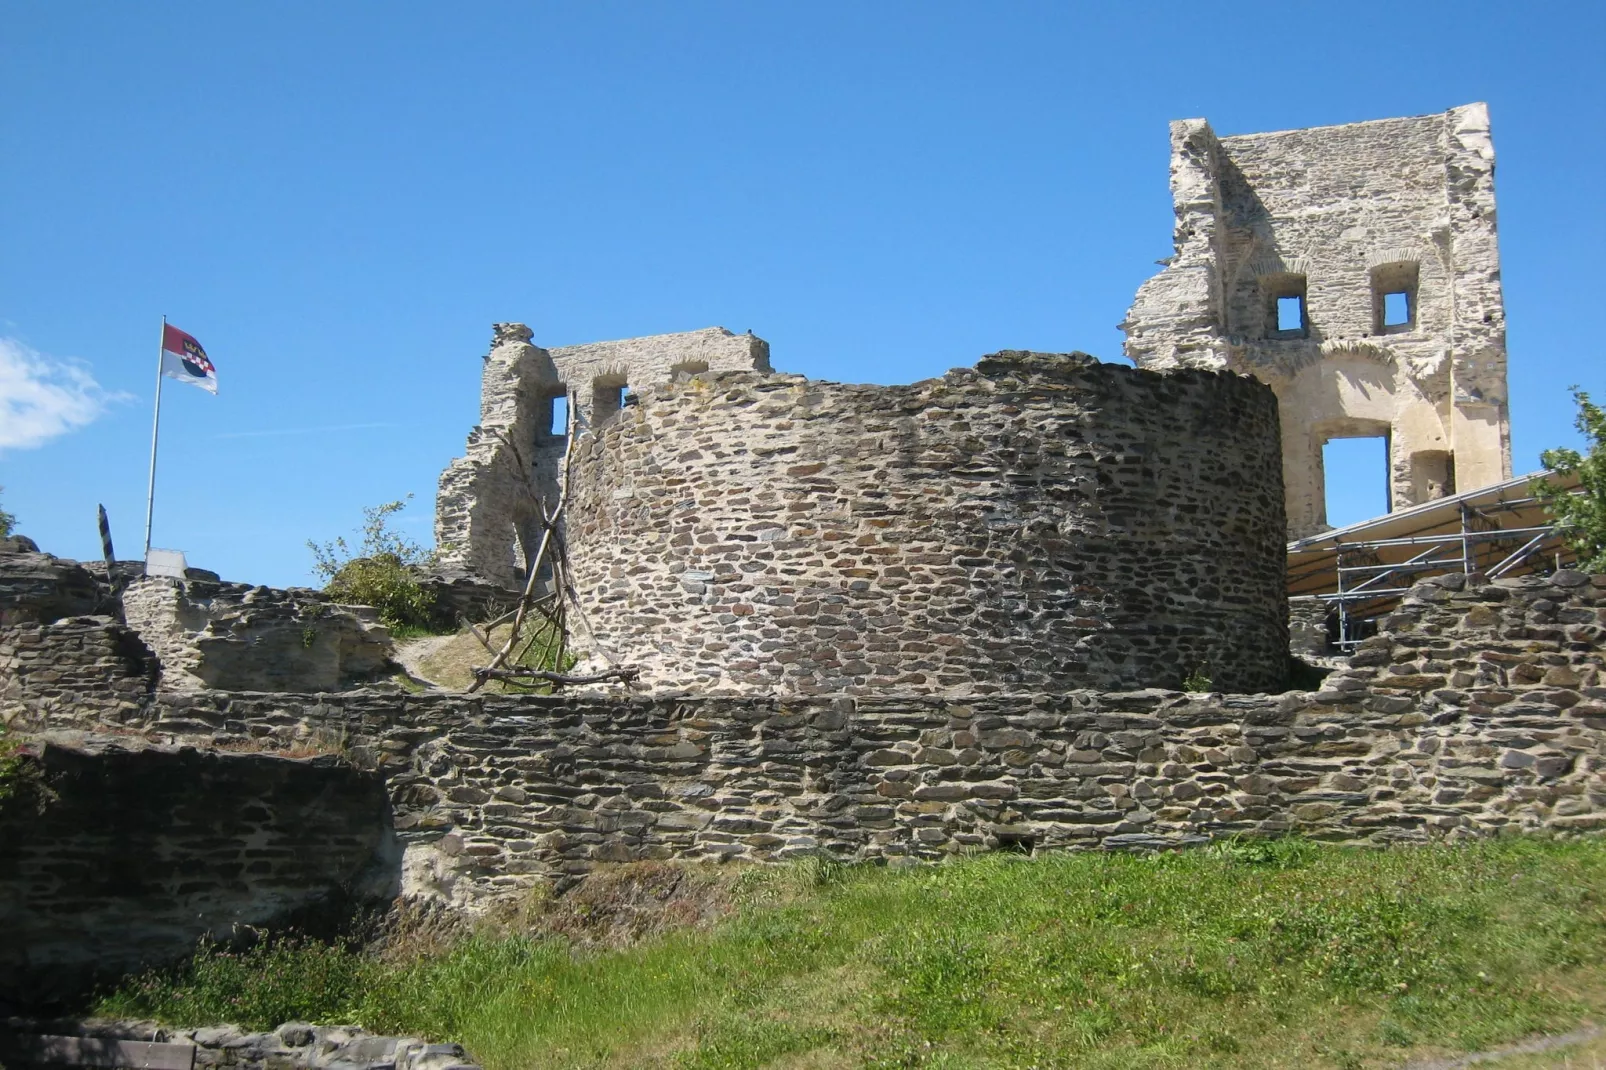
[101, 839, 1606, 1070]
[406, 622, 569, 692]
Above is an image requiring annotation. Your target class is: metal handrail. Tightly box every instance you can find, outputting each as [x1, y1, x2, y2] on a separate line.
[1327, 526, 1552, 551]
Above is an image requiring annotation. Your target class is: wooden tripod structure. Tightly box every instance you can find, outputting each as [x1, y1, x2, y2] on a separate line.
[465, 399, 638, 693]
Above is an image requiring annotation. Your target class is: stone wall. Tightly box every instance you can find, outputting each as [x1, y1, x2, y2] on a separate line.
[121, 578, 395, 693]
[565, 351, 1288, 694]
[6, 567, 1599, 914]
[434, 324, 771, 588]
[0, 548, 104, 626]
[1124, 104, 1510, 535]
[0, 1022, 481, 1070]
[0, 741, 399, 1006]
[1288, 595, 1334, 659]
[0, 616, 155, 728]
[11, 572, 1591, 909]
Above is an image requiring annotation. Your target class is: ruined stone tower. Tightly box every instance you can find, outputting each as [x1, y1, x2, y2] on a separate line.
[1123, 103, 1511, 537]
[436, 330, 1291, 695]
[434, 325, 771, 588]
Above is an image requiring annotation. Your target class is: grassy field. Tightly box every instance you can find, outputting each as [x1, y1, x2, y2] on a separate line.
[99, 838, 1606, 1069]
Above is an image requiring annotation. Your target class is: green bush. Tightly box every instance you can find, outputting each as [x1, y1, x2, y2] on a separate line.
[0, 485, 16, 539]
[1532, 387, 1606, 573]
[309, 497, 443, 633]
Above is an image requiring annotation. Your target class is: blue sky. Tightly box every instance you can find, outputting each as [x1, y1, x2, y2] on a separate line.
[2, 2, 1602, 587]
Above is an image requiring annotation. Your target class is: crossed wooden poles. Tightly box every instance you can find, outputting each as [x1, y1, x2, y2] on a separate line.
[465, 399, 638, 693]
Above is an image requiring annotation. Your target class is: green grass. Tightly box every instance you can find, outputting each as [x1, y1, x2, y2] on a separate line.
[97, 838, 1606, 1069]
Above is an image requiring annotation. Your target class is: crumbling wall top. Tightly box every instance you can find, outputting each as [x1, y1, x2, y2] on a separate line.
[435, 324, 773, 588]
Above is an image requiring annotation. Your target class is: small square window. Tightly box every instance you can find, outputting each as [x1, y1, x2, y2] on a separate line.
[549, 394, 569, 437]
[1261, 272, 1309, 340]
[1277, 295, 1305, 332]
[1370, 261, 1419, 334]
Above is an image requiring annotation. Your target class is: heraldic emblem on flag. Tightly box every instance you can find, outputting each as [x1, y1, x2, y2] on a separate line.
[160, 323, 218, 394]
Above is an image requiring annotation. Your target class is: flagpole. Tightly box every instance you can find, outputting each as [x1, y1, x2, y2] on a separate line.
[142, 315, 166, 564]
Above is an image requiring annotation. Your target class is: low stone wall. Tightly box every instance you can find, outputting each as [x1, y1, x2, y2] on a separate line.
[415, 572, 523, 628]
[0, 616, 155, 728]
[0, 741, 399, 1007]
[8, 573, 1602, 912]
[0, 1021, 480, 1070]
[121, 578, 395, 692]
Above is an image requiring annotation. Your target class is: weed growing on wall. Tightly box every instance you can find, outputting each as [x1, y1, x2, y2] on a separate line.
[309, 497, 443, 633]
[0, 726, 30, 808]
[1181, 664, 1213, 692]
[0, 485, 16, 538]
[1533, 387, 1606, 572]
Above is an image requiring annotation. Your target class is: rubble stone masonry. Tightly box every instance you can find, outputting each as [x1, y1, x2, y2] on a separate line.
[0, 742, 397, 1004]
[11, 572, 1601, 911]
[120, 578, 394, 693]
[434, 325, 771, 589]
[565, 351, 1288, 695]
[0, 615, 155, 726]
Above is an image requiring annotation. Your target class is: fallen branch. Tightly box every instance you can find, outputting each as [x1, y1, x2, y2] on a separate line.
[463, 617, 493, 651]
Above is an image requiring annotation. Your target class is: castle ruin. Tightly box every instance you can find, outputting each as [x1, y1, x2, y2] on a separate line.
[3, 104, 1595, 1006]
[1123, 103, 1511, 537]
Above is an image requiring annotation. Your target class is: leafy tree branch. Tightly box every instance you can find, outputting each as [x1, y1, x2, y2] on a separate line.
[1531, 387, 1606, 573]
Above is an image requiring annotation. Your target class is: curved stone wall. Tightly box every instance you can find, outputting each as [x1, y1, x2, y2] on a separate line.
[565, 351, 1287, 694]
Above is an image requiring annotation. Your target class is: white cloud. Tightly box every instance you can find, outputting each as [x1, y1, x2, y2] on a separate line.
[0, 337, 126, 450]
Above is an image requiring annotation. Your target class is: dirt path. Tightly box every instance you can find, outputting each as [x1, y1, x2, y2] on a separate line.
[391, 634, 457, 688]
[1404, 1024, 1604, 1069]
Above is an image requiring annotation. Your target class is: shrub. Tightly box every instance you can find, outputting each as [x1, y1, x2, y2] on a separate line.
[0, 726, 32, 808]
[1531, 387, 1606, 573]
[97, 934, 372, 1030]
[0, 485, 16, 538]
[308, 497, 442, 633]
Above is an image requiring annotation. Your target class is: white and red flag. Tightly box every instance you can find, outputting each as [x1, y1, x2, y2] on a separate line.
[159, 323, 217, 394]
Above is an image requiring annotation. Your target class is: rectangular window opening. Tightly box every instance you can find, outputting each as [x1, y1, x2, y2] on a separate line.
[593, 382, 624, 418]
[1323, 436, 1391, 529]
[549, 395, 569, 437]
[1276, 295, 1305, 333]
[1382, 291, 1411, 327]
[620, 384, 634, 406]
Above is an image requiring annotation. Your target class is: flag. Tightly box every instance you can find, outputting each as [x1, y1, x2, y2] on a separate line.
[160, 323, 218, 394]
